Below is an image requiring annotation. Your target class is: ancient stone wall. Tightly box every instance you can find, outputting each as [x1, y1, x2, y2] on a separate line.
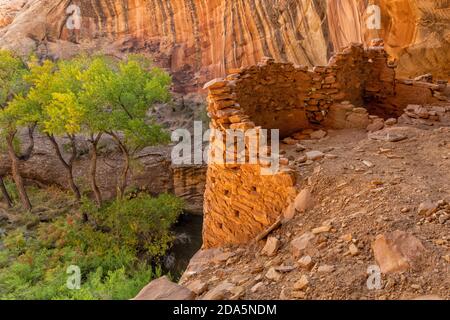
[203, 76, 298, 248]
[202, 41, 449, 248]
[203, 164, 297, 248]
[366, 79, 450, 118]
[217, 40, 399, 139]
[231, 61, 311, 139]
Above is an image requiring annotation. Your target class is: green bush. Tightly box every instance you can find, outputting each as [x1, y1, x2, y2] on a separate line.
[0, 194, 184, 300]
[88, 194, 184, 257]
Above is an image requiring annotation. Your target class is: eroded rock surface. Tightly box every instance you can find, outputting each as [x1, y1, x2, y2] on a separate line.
[0, 0, 449, 92]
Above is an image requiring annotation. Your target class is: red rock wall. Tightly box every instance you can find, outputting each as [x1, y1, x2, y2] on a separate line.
[1, 0, 448, 92]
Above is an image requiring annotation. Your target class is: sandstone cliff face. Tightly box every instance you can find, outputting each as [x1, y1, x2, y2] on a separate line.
[0, 0, 448, 92]
[0, 0, 26, 28]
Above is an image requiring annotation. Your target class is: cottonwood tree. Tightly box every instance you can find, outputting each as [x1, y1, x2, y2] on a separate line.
[87, 55, 171, 200]
[1, 52, 172, 209]
[76, 56, 115, 206]
[0, 50, 34, 211]
[42, 91, 84, 200]
[23, 56, 109, 205]
[19, 58, 85, 200]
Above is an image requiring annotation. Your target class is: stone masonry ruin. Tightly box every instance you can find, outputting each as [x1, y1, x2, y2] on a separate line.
[202, 40, 449, 248]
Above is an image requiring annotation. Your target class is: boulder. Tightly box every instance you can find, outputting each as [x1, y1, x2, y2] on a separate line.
[294, 188, 315, 213]
[298, 255, 314, 270]
[291, 232, 315, 257]
[306, 151, 325, 161]
[312, 225, 331, 234]
[265, 267, 282, 281]
[367, 119, 385, 132]
[186, 279, 208, 295]
[323, 104, 350, 129]
[293, 275, 309, 291]
[346, 112, 370, 129]
[369, 130, 408, 142]
[179, 248, 228, 283]
[202, 282, 236, 300]
[261, 236, 281, 256]
[317, 265, 335, 273]
[283, 137, 298, 145]
[251, 282, 265, 293]
[283, 202, 296, 221]
[372, 230, 426, 274]
[418, 201, 438, 216]
[310, 130, 327, 140]
[349, 244, 359, 256]
[133, 276, 195, 300]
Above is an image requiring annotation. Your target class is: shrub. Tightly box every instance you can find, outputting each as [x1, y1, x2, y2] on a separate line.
[0, 194, 184, 300]
[88, 194, 184, 258]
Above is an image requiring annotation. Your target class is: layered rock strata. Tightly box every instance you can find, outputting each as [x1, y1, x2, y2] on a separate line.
[0, 0, 449, 92]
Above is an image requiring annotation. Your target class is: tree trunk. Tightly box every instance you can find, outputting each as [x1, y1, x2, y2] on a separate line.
[108, 132, 130, 200]
[67, 169, 81, 200]
[117, 153, 129, 200]
[47, 135, 81, 200]
[0, 176, 13, 208]
[89, 134, 102, 206]
[6, 131, 32, 211]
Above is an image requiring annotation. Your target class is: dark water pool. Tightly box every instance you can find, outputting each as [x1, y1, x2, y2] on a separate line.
[164, 213, 203, 277]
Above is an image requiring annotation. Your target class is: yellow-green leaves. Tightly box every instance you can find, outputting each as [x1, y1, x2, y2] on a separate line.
[1, 50, 172, 148]
[0, 50, 31, 136]
[43, 92, 85, 136]
[0, 50, 28, 108]
[145, 67, 171, 104]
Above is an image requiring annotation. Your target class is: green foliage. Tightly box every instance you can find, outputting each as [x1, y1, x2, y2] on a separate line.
[18, 57, 83, 136]
[87, 194, 184, 258]
[124, 118, 170, 150]
[77, 56, 115, 134]
[0, 50, 29, 109]
[0, 194, 184, 300]
[0, 50, 31, 135]
[96, 54, 172, 149]
[0, 50, 179, 299]
[0, 49, 173, 206]
[7, 52, 172, 148]
[44, 92, 85, 136]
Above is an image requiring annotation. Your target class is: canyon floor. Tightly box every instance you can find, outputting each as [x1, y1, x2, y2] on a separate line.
[179, 112, 450, 300]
